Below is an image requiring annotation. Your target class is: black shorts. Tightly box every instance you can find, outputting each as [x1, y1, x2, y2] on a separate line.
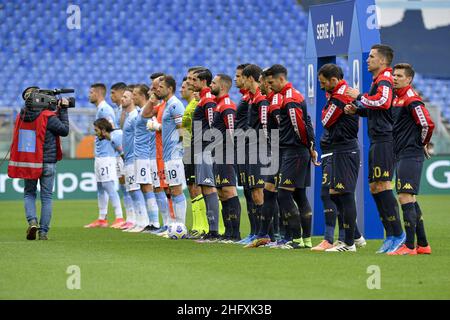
[278, 148, 311, 189]
[247, 162, 265, 189]
[395, 157, 424, 195]
[236, 163, 247, 187]
[265, 172, 280, 187]
[369, 141, 394, 183]
[320, 153, 332, 196]
[214, 163, 237, 188]
[330, 150, 360, 193]
[184, 163, 196, 185]
[263, 152, 281, 186]
[235, 142, 248, 187]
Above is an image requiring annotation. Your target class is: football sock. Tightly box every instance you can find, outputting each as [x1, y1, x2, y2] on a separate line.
[272, 195, 280, 238]
[372, 191, 394, 237]
[144, 191, 159, 227]
[330, 193, 345, 242]
[339, 192, 357, 246]
[244, 188, 256, 235]
[337, 211, 345, 242]
[228, 196, 241, 239]
[167, 194, 176, 222]
[294, 188, 312, 238]
[172, 193, 187, 225]
[254, 203, 263, 236]
[102, 181, 123, 219]
[129, 189, 147, 227]
[401, 202, 417, 249]
[97, 182, 108, 219]
[321, 190, 337, 244]
[155, 191, 169, 226]
[278, 189, 301, 239]
[218, 200, 225, 235]
[204, 192, 219, 232]
[378, 190, 403, 236]
[277, 198, 287, 239]
[190, 196, 198, 231]
[268, 223, 275, 241]
[119, 183, 134, 217]
[260, 189, 277, 236]
[414, 202, 428, 247]
[193, 194, 209, 233]
[220, 199, 232, 237]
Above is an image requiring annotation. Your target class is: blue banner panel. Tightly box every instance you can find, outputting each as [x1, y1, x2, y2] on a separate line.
[310, 0, 354, 57]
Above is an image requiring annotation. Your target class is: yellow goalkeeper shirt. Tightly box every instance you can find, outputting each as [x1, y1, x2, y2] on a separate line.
[182, 98, 198, 146]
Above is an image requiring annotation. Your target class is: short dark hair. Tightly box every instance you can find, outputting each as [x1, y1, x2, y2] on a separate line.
[237, 63, 250, 71]
[242, 64, 262, 82]
[216, 74, 232, 90]
[124, 86, 134, 93]
[182, 76, 187, 82]
[162, 75, 176, 93]
[110, 82, 127, 91]
[194, 68, 213, 86]
[372, 44, 394, 66]
[94, 118, 114, 132]
[135, 84, 150, 99]
[318, 63, 344, 80]
[260, 67, 270, 78]
[393, 63, 415, 80]
[188, 66, 206, 73]
[264, 64, 288, 78]
[91, 83, 107, 96]
[150, 72, 164, 80]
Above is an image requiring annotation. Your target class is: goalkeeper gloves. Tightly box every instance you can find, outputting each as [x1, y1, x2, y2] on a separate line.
[146, 117, 162, 131]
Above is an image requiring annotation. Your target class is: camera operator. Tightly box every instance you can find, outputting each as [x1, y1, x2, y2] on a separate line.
[8, 87, 70, 240]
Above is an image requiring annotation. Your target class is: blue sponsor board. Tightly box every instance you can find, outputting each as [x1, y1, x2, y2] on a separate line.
[306, 0, 384, 239]
[310, 0, 354, 57]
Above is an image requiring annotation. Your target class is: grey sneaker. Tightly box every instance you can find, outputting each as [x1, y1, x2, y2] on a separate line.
[38, 232, 48, 240]
[26, 221, 38, 240]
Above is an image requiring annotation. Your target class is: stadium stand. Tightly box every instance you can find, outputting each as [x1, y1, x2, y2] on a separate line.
[0, 0, 448, 138]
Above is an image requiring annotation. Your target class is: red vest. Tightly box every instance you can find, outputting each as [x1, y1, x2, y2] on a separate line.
[8, 110, 62, 179]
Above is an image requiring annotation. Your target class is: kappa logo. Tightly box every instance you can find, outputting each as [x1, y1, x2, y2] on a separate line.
[203, 178, 213, 184]
[283, 179, 293, 185]
[222, 178, 230, 184]
[403, 183, 413, 190]
[335, 182, 344, 189]
[257, 179, 265, 185]
[383, 171, 389, 177]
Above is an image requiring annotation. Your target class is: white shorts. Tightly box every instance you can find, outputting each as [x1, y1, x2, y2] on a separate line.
[164, 158, 186, 187]
[124, 162, 140, 192]
[95, 157, 118, 182]
[135, 158, 152, 185]
[116, 156, 125, 177]
[150, 159, 161, 188]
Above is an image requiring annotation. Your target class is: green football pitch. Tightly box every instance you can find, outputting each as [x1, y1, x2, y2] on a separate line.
[1, 195, 449, 300]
